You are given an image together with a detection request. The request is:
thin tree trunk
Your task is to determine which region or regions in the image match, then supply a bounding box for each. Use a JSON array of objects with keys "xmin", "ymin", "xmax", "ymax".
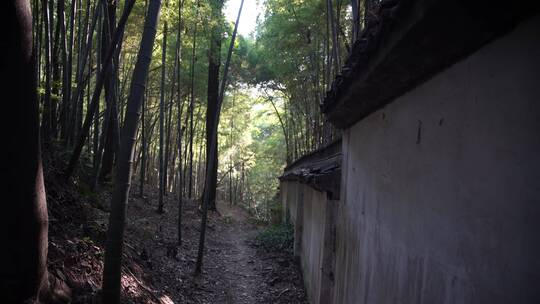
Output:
[
  {"xmin": 195, "ymin": 0, "xmax": 243, "ymax": 274},
  {"xmin": 93, "ymin": 93, "xmax": 101, "ymax": 168},
  {"xmin": 182, "ymin": 92, "xmax": 191, "ymax": 198},
  {"xmin": 73, "ymin": 0, "xmax": 85, "ymax": 138},
  {"xmin": 65, "ymin": 0, "xmax": 77, "ymax": 145},
  {"xmin": 101, "ymin": 0, "xmax": 161, "ymax": 302},
  {"xmin": 327, "ymin": 0, "xmax": 339, "ymax": 77},
  {"xmin": 64, "ymin": 0, "xmax": 134, "ymax": 180},
  {"xmin": 266, "ymin": 95, "xmax": 291, "ymax": 164},
  {"xmin": 228, "ymin": 94, "xmax": 235, "ymax": 206},
  {"xmin": 100, "ymin": 0, "xmax": 120, "ymax": 183},
  {"xmin": 173, "ymin": 5, "xmax": 186, "ymax": 245},
  {"xmin": 140, "ymin": 83, "xmax": 148, "ymax": 197},
  {"xmin": 145, "ymin": 114, "xmax": 159, "ymax": 187},
  {"xmin": 165, "ymin": 25, "xmax": 182, "ymax": 194},
  {"xmin": 67, "ymin": 0, "xmax": 102, "ymax": 145},
  {"xmin": 196, "ymin": 136, "xmax": 203, "ymax": 198},
  {"xmin": 35, "ymin": 0, "xmax": 43, "ymax": 105},
  {"xmin": 165, "ymin": 38, "xmax": 181, "ymax": 197},
  {"xmin": 158, "ymin": 18, "xmax": 167, "ymax": 213},
  {"xmin": 233, "ymin": 167, "xmax": 240, "ymax": 205},
  {"xmin": 93, "ymin": 91, "xmax": 113, "ymax": 188},
  {"xmin": 50, "ymin": 0, "xmax": 64, "ymax": 140},
  {"xmin": 40, "ymin": 0, "xmax": 53, "ymax": 144},
  {"xmin": 188, "ymin": 1, "xmax": 200, "ymax": 199},
  {"xmin": 164, "ymin": 89, "xmax": 174, "ymax": 194}
]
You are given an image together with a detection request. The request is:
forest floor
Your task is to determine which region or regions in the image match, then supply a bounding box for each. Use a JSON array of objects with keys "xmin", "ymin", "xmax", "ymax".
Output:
[{"xmin": 46, "ymin": 176, "xmax": 307, "ymax": 304}]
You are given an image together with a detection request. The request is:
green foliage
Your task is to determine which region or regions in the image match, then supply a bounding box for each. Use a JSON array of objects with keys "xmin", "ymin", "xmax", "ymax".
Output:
[
  {"xmin": 217, "ymin": 90, "xmax": 286, "ymax": 221},
  {"xmin": 253, "ymin": 223, "xmax": 294, "ymax": 254},
  {"xmin": 74, "ymin": 0, "xmax": 288, "ymax": 217},
  {"xmin": 34, "ymin": 0, "xmax": 337, "ymax": 225}
]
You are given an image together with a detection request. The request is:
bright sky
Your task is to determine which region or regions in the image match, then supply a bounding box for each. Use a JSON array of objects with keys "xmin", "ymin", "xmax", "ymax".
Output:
[{"xmin": 224, "ymin": 0, "xmax": 264, "ymax": 37}]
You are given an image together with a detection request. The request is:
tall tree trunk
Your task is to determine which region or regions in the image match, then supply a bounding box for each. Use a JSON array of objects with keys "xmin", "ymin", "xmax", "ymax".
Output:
[
  {"xmin": 65, "ymin": 0, "xmax": 77, "ymax": 145},
  {"xmin": 40, "ymin": 0, "xmax": 53, "ymax": 144},
  {"xmin": 167, "ymin": 76, "xmax": 180, "ymax": 197},
  {"xmin": 100, "ymin": 0, "xmax": 120, "ymax": 183},
  {"xmin": 204, "ymin": 0, "xmax": 223, "ymax": 212},
  {"xmin": 73, "ymin": 0, "xmax": 84, "ymax": 138},
  {"xmin": 327, "ymin": 0, "xmax": 339, "ymax": 77},
  {"xmin": 0, "ymin": 1, "xmax": 50, "ymax": 301},
  {"xmin": 175, "ymin": 2, "xmax": 184, "ymax": 246},
  {"xmin": 228, "ymin": 95, "xmax": 235, "ymax": 205},
  {"xmin": 51, "ymin": 0, "xmax": 66, "ymax": 141},
  {"xmin": 101, "ymin": 0, "xmax": 161, "ymax": 302},
  {"xmin": 164, "ymin": 78, "xmax": 174, "ymax": 193},
  {"xmin": 158, "ymin": 18, "xmax": 167, "ymax": 213},
  {"xmin": 187, "ymin": 1, "xmax": 200, "ymax": 199},
  {"xmin": 58, "ymin": 1, "xmax": 70, "ymax": 143},
  {"xmin": 165, "ymin": 37, "xmax": 181, "ymax": 196},
  {"xmin": 195, "ymin": 0, "xmax": 243, "ymax": 274},
  {"xmin": 196, "ymin": 135, "xmax": 203, "ymax": 198}
]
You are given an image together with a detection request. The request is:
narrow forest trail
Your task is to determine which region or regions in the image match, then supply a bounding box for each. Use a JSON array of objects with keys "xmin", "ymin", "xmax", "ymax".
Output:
[
  {"xmin": 118, "ymin": 188, "xmax": 308, "ymax": 304},
  {"xmin": 217, "ymin": 202, "xmax": 264, "ymax": 303},
  {"xmin": 47, "ymin": 182, "xmax": 308, "ymax": 303}
]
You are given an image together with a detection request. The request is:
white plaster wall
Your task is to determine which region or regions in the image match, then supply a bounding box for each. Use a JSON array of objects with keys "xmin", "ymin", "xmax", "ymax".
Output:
[
  {"xmin": 280, "ymin": 182, "xmax": 289, "ymax": 223},
  {"xmin": 334, "ymin": 15, "xmax": 540, "ymax": 304},
  {"xmin": 286, "ymin": 182, "xmax": 298, "ymax": 223},
  {"xmin": 300, "ymin": 185, "xmax": 327, "ymax": 304}
]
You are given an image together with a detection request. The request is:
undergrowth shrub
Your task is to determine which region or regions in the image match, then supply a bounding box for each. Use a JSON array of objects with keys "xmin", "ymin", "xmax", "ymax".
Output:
[{"xmin": 253, "ymin": 223, "xmax": 294, "ymax": 254}]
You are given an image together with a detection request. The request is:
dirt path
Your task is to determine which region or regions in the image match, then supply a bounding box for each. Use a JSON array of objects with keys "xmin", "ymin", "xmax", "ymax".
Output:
[
  {"xmin": 218, "ymin": 203, "xmax": 264, "ymax": 303},
  {"xmin": 46, "ymin": 172, "xmax": 306, "ymax": 303},
  {"xmin": 118, "ymin": 190, "xmax": 307, "ymax": 303}
]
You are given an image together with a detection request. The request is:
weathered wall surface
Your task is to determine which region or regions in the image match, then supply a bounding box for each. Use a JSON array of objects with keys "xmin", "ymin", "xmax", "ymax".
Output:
[
  {"xmin": 280, "ymin": 182, "xmax": 289, "ymax": 223},
  {"xmin": 334, "ymin": 15, "xmax": 540, "ymax": 304},
  {"xmin": 285, "ymin": 182, "xmax": 298, "ymax": 224},
  {"xmin": 281, "ymin": 181, "xmax": 337, "ymax": 304},
  {"xmin": 300, "ymin": 185, "xmax": 326, "ymax": 304}
]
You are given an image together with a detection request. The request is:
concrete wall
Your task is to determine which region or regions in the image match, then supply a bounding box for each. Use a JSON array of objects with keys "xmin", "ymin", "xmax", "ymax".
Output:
[
  {"xmin": 281, "ymin": 181, "xmax": 337, "ymax": 304},
  {"xmin": 280, "ymin": 182, "xmax": 289, "ymax": 223},
  {"xmin": 334, "ymin": 15, "xmax": 540, "ymax": 304},
  {"xmin": 287, "ymin": 182, "xmax": 298, "ymax": 224},
  {"xmin": 300, "ymin": 185, "xmax": 325, "ymax": 304}
]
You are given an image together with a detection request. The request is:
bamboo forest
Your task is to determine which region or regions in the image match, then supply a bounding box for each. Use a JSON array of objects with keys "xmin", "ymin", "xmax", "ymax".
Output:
[
  {"xmin": 1, "ymin": 0, "xmax": 352, "ymax": 302},
  {"xmin": 3, "ymin": 0, "xmax": 539, "ymax": 303}
]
